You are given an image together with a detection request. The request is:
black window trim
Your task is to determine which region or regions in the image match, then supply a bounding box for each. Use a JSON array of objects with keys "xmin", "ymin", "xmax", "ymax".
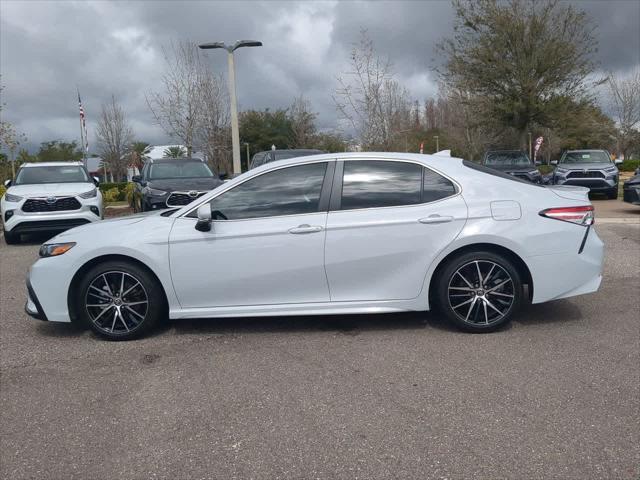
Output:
[
  {"xmin": 329, "ymin": 157, "xmax": 461, "ymax": 213},
  {"xmin": 181, "ymin": 159, "xmax": 336, "ymax": 221}
]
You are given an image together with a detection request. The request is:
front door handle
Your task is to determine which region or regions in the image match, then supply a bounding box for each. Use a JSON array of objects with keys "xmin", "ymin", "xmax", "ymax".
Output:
[
  {"xmin": 289, "ymin": 224, "xmax": 323, "ymax": 234},
  {"xmin": 419, "ymin": 215, "xmax": 454, "ymax": 224}
]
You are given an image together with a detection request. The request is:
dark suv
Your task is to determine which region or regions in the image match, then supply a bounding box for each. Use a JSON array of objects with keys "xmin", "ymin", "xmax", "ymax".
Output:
[
  {"xmin": 131, "ymin": 158, "xmax": 223, "ymax": 212},
  {"xmin": 250, "ymin": 149, "xmax": 325, "ymax": 170},
  {"xmin": 481, "ymin": 150, "xmax": 543, "ymax": 183},
  {"xmin": 552, "ymin": 150, "xmax": 621, "ymax": 199}
]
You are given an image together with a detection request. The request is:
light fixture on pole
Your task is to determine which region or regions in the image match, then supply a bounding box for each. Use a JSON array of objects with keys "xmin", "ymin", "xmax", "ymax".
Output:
[{"xmin": 199, "ymin": 40, "xmax": 262, "ymax": 175}]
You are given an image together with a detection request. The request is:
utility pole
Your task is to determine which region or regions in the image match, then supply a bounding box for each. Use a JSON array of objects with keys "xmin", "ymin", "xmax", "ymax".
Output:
[
  {"xmin": 199, "ymin": 40, "xmax": 262, "ymax": 175},
  {"xmin": 244, "ymin": 142, "xmax": 250, "ymax": 171},
  {"xmin": 434, "ymin": 135, "xmax": 439, "ymax": 152},
  {"xmin": 528, "ymin": 132, "xmax": 532, "ymax": 161}
]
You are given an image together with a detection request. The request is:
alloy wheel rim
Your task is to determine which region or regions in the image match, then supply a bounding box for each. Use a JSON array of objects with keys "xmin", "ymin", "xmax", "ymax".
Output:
[
  {"xmin": 447, "ymin": 260, "xmax": 515, "ymax": 325},
  {"xmin": 85, "ymin": 271, "xmax": 148, "ymax": 334}
]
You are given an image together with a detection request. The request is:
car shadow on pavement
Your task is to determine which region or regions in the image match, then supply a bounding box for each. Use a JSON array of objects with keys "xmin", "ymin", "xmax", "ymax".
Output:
[{"xmin": 513, "ymin": 299, "xmax": 583, "ymax": 326}]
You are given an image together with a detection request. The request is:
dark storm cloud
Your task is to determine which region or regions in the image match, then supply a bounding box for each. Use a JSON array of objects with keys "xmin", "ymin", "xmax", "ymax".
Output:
[{"xmin": 1, "ymin": 0, "xmax": 638, "ymax": 152}]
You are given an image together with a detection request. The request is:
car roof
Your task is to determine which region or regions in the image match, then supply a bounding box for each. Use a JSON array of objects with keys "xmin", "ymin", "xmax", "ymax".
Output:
[
  {"xmin": 21, "ymin": 161, "xmax": 85, "ymax": 168},
  {"xmin": 565, "ymin": 149, "xmax": 607, "ymax": 153},
  {"xmin": 148, "ymin": 157, "xmax": 205, "ymax": 163}
]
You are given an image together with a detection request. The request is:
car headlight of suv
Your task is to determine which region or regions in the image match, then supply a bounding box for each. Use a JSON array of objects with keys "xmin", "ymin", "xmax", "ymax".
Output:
[
  {"xmin": 555, "ymin": 168, "xmax": 568, "ymax": 175},
  {"xmin": 79, "ymin": 188, "xmax": 97, "ymax": 199},
  {"xmin": 4, "ymin": 192, "xmax": 23, "ymax": 202},
  {"xmin": 528, "ymin": 170, "xmax": 541, "ymax": 176},
  {"xmin": 144, "ymin": 187, "xmax": 168, "ymax": 196},
  {"xmin": 39, "ymin": 242, "xmax": 76, "ymax": 258}
]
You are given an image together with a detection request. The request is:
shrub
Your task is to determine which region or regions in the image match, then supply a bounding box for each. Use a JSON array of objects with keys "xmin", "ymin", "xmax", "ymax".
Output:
[
  {"xmin": 124, "ymin": 182, "xmax": 136, "ymax": 205},
  {"xmin": 619, "ymin": 160, "xmax": 640, "ymax": 172},
  {"xmin": 0, "ymin": 184, "xmax": 6, "ymax": 199},
  {"xmin": 102, "ymin": 187, "xmax": 121, "ymax": 203}
]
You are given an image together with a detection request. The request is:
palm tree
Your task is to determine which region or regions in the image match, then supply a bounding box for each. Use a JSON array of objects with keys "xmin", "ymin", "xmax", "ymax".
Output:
[
  {"xmin": 163, "ymin": 146, "xmax": 187, "ymax": 158},
  {"xmin": 131, "ymin": 141, "xmax": 151, "ymax": 168}
]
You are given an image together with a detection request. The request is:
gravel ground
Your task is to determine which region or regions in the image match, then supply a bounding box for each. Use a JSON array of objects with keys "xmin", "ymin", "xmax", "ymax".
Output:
[{"xmin": 0, "ymin": 222, "xmax": 638, "ymax": 479}]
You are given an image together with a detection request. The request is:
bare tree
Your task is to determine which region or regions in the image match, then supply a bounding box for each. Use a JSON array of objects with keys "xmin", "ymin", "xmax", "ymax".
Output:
[
  {"xmin": 198, "ymin": 71, "xmax": 231, "ymax": 174},
  {"xmin": 289, "ymin": 95, "xmax": 317, "ymax": 148},
  {"xmin": 96, "ymin": 95, "xmax": 134, "ymax": 181},
  {"xmin": 608, "ymin": 69, "xmax": 640, "ymax": 159},
  {"xmin": 333, "ymin": 30, "xmax": 412, "ymax": 150}
]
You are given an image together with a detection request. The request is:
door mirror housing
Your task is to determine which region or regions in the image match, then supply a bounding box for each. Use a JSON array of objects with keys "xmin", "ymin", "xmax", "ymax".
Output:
[
  {"xmin": 131, "ymin": 175, "xmax": 142, "ymax": 183},
  {"xmin": 614, "ymin": 158, "xmax": 623, "ymax": 165},
  {"xmin": 93, "ymin": 176, "xmax": 100, "ymax": 187},
  {"xmin": 4, "ymin": 179, "xmax": 11, "ymax": 188},
  {"xmin": 195, "ymin": 204, "xmax": 212, "ymax": 232},
  {"xmin": 551, "ymin": 160, "xmax": 558, "ymax": 165}
]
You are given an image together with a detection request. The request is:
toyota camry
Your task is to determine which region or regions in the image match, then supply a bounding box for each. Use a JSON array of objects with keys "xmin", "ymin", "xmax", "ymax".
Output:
[{"xmin": 25, "ymin": 153, "xmax": 604, "ymax": 340}]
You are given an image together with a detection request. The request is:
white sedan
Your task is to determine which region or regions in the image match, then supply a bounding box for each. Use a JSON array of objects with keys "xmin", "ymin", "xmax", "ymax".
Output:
[{"xmin": 25, "ymin": 153, "xmax": 603, "ymax": 340}]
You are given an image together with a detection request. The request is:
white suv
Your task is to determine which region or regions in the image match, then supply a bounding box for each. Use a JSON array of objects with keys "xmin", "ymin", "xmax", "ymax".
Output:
[{"xmin": 1, "ymin": 162, "xmax": 103, "ymax": 244}]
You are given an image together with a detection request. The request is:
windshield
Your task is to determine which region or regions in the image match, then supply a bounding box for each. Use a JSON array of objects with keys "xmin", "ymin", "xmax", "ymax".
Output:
[
  {"xmin": 14, "ymin": 165, "xmax": 90, "ymax": 185},
  {"xmin": 484, "ymin": 152, "xmax": 531, "ymax": 167},
  {"xmin": 149, "ymin": 161, "xmax": 214, "ymax": 180},
  {"xmin": 561, "ymin": 151, "xmax": 611, "ymax": 164}
]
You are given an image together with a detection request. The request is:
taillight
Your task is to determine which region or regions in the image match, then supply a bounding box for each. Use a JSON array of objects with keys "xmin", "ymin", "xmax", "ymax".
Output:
[{"xmin": 539, "ymin": 206, "xmax": 594, "ymax": 226}]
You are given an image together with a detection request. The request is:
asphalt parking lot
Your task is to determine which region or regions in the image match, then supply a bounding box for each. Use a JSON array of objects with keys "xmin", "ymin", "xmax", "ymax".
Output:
[{"xmin": 1, "ymin": 208, "xmax": 639, "ymax": 479}]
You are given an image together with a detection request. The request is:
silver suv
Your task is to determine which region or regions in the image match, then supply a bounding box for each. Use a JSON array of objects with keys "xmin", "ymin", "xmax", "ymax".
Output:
[{"xmin": 552, "ymin": 150, "xmax": 621, "ymax": 199}]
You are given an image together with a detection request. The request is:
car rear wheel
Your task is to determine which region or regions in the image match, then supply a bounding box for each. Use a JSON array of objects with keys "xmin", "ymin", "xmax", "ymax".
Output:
[
  {"xmin": 76, "ymin": 260, "xmax": 166, "ymax": 340},
  {"xmin": 3, "ymin": 228, "xmax": 20, "ymax": 245},
  {"xmin": 435, "ymin": 251, "xmax": 522, "ymax": 332}
]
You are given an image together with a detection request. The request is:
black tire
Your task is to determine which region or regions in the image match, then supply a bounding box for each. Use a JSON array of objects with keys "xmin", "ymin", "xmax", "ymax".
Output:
[
  {"xmin": 606, "ymin": 188, "xmax": 618, "ymax": 200},
  {"xmin": 75, "ymin": 260, "xmax": 166, "ymax": 340},
  {"xmin": 3, "ymin": 229, "xmax": 20, "ymax": 245},
  {"xmin": 435, "ymin": 251, "xmax": 522, "ymax": 333}
]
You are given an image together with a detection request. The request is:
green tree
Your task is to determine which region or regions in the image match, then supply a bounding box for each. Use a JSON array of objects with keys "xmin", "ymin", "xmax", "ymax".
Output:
[
  {"xmin": 163, "ymin": 146, "xmax": 186, "ymax": 158},
  {"xmin": 36, "ymin": 140, "xmax": 84, "ymax": 162},
  {"xmin": 438, "ymin": 0, "xmax": 600, "ymax": 147}
]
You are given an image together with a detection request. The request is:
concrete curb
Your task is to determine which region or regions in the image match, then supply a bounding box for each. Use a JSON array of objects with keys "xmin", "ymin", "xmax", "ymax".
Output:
[{"xmin": 596, "ymin": 217, "xmax": 640, "ymax": 224}]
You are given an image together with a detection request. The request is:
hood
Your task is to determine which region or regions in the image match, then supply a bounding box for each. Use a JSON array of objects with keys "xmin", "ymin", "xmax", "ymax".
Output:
[
  {"xmin": 52, "ymin": 210, "xmax": 170, "ymax": 242},
  {"xmin": 147, "ymin": 177, "xmax": 222, "ymax": 192},
  {"xmin": 487, "ymin": 164, "xmax": 537, "ymax": 173},
  {"xmin": 8, "ymin": 182, "xmax": 95, "ymax": 197},
  {"xmin": 556, "ymin": 162, "xmax": 615, "ymax": 170}
]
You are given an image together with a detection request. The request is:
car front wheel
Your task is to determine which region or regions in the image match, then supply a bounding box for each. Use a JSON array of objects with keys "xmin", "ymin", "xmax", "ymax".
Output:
[
  {"xmin": 76, "ymin": 260, "xmax": 166, "ymax": 340},
  {"xmin": 436, "ymin": 251, "xmax": 522, "ymax": 332}
]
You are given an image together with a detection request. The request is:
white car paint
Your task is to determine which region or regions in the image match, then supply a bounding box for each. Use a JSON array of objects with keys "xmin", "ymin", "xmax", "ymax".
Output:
[
  {"xmin": 26, "ymin": 153, "xmax": 603, "ymax": 326},
  {"xmin": 1, "ymin": 162, "xmax": 103, "ymax": 236}
]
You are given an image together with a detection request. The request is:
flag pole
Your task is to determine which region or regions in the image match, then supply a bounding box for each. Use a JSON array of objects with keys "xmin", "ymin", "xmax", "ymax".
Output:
[{"xmin": 77, "ymin": 87, "xmax": 88, "ymax": 168}]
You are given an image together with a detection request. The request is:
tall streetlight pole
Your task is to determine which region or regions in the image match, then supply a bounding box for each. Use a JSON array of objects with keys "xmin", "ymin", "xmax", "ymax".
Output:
[{"xmin": 199, "ymin": 40, "xmax": 262, "ymax": 175}]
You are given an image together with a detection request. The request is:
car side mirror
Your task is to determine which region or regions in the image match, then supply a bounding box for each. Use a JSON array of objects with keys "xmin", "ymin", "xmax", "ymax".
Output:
[
  {"xmin": 131, "ymin": 175, "xmax": 142, "ymax": 183},
  {"xmin": 614, "ymin": 159, "xmax": 623, "ymax": 165},
  {"xmin": 551, "ymin": 160, "xmax": 558, "ymax": 165},
  {"xmin": 93, "ymin": 176, "xmax": 100, "ymax": 187},
  {"xmin": 4, "ymin": 179, "xmax": 11, "ymax": 187},
  {"xmin": 195, "ymin": 204, "xmax": 212, "ymax": 232}
]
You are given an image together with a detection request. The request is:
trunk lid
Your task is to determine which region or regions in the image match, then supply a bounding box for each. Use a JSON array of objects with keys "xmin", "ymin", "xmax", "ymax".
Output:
[{"xmin": 547, "ymin": 185, "xmax": 591, "ymax": 202}]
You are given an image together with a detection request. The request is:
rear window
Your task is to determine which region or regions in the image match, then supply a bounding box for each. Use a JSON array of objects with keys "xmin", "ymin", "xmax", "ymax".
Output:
[{"xmin": 463, "ymin": 160, "xmax": 543, "ymax": 187}]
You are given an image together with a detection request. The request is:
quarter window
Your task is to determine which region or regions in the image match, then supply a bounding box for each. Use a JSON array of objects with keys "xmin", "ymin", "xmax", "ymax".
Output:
[
  {"xmin": 206, "ymin": 162, "xmax": 327, "ymax": 220},
  {"xmin": 422, "ymin": 167, "xmax": 456, "ymax": 202}
]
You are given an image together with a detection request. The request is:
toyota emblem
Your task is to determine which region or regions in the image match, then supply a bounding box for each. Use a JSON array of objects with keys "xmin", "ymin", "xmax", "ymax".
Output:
[
  {"xmin": 46, "ymin": 196, "xmax": 57, "ymax": 204},
  {"xmin": 188, "ymin": 191, "xmax": 198, "ymax": 198}
]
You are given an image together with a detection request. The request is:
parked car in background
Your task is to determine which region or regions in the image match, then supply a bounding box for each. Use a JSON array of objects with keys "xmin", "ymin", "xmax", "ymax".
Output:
[
  {"xmin": 26, "ymin": 153, "xmax": 603, "ymax": 340},
  {"xmin": 249, "ymin": 149, "xmax": 325, "ymax": 169},
  {"xmin": 481, "ymin": 150, "xmax": 543, "ymax": 183},
  {"xmin": 622, "ymin": 169, "xmax": 640, "ymax": 205},
  {"xmin": 552, "ymin": 149, "xmax": 622, "ymax": 199},
  {"xmin": 1, "ymin": 162, "xmax": 102, "ymax": 245},
  {"xmin": 131, "ymin": 157, "xmax": 223, "ymax": 212}
]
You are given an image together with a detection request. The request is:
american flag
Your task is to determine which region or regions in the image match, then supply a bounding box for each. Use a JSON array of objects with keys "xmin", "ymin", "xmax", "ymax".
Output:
[{"xmin": 78, "ymin": 92, "xmax": 89, "ymax": 153}]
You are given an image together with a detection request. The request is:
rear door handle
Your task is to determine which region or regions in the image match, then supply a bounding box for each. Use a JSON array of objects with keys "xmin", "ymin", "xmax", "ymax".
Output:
[
  {"xmin": 419, "ymin": 215, "xmax": 454, "ymax": 224},
  {"xmin": 289, "ymin": 224, "xmax": 323, "ymax": 234}
]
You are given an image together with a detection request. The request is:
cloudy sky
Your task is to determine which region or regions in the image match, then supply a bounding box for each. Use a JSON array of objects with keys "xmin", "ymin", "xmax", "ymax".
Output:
[{"xmin": 1, "ymin": 0, "xmax": 639, "ymax": 153}]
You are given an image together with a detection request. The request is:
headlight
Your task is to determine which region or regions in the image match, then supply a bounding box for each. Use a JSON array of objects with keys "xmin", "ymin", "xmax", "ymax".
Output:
[
  {"xmin": 528, "ymin": 170, "xmax": 541, "ymax": 176},
  {"xmin": 555, "ymin": 168, "xmax": 568, "ymax": 174},
  {"xmin": 144, "ymin": 187, "xmax": 168, "ymax": 196},
  {"xmin": 4, "ymin": 193, "xmax": 23, "ymax": 202},
  {"xmin": 79, "ymin": 188, "xmax": 97, "ymax": 199},
  {"xmin": 39, "ymin": 242, "xmax": 76, "ymax": 258}
]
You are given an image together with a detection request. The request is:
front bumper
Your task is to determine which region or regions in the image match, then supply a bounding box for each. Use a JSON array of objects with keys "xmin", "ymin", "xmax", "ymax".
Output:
[
  {"xmin": 25, "ymin": 275, "xmax": 48, "ymax": 321},
  {"xmin": 143, "ymin": 195, "xmax": 170, "ymax": 211},
  {"xmin": 554, "ymin": 175, "xmax": 617, "ymax": 192},
  {"xmin": 2, "ymin": 197, "xmax": 102, "ymax": 233},
  {"xmin": 623, "ymin": 185, "xmax": 640, "ymax": 205}
]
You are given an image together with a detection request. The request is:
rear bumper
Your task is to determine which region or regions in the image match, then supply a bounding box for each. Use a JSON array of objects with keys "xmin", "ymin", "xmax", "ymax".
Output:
[{"xmin": 527, "ymin": 226, "xmax": 604, "ymax": 303}]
